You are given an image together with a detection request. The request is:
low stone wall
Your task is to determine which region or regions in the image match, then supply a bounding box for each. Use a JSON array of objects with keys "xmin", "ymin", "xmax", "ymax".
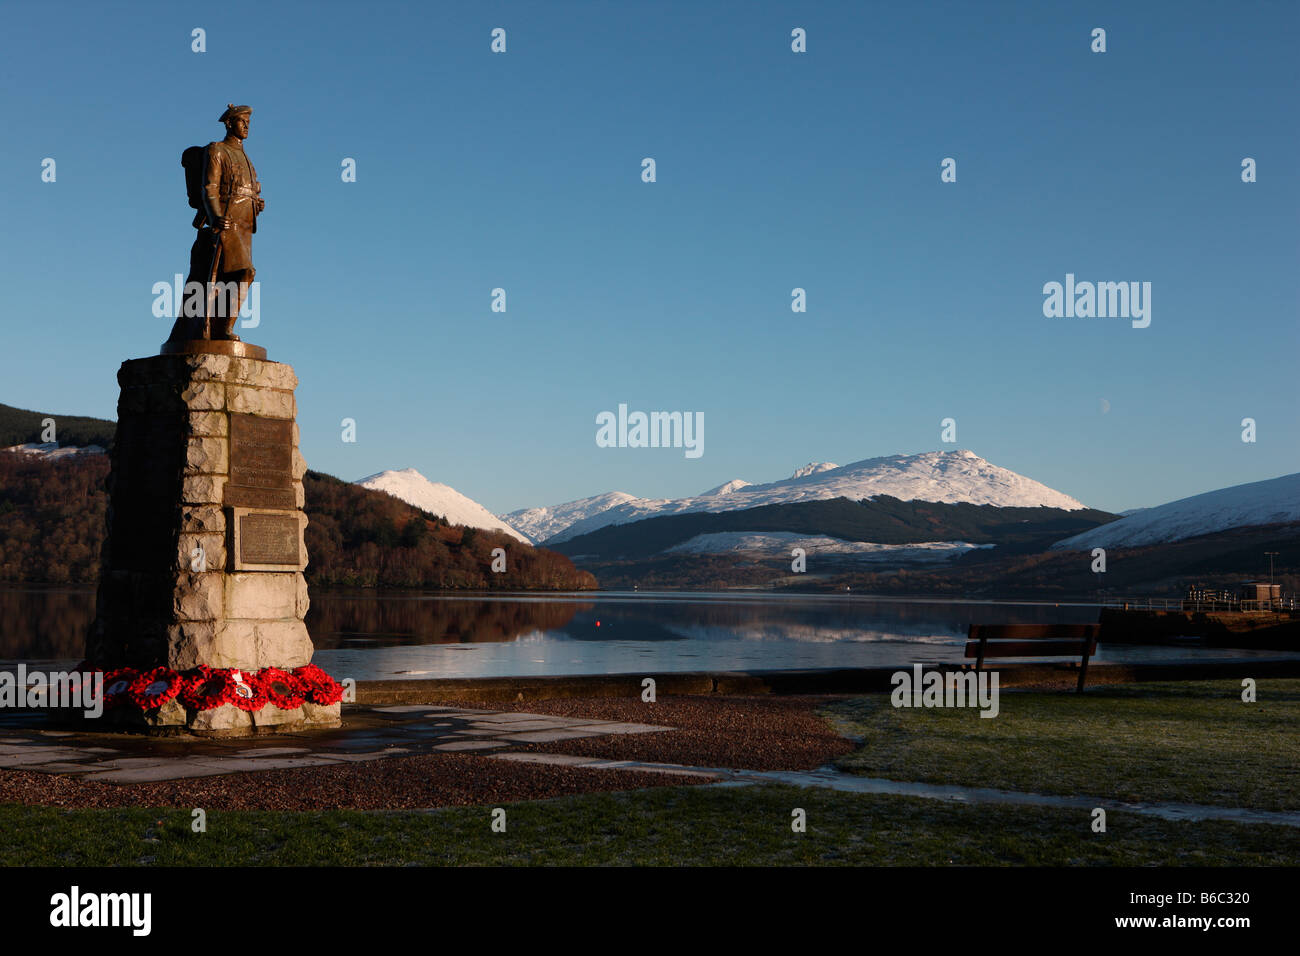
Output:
[
  {"xmin": 351, "ymin": 658, "xmax": 1300, "ymax": 705},
  {"xmin": 1100, "ymin": 607, "xmax": 1300, "ymax": 649}
]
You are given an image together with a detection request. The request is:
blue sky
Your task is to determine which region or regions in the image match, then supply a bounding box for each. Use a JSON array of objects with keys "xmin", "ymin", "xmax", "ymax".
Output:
[{"xmin": 3, "ymin": 0, "xmax": 1296, "ymax": 515}]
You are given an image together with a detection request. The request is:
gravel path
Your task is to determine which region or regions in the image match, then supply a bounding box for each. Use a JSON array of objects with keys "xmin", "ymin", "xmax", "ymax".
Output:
[
  {"xmin": 0, "ymin": 695, "xmax": 853, "ymax": 809},
  {"xmin": 454, "ymin": 694, "xmax": 856, "ymax": 771},
  {"xmin": 0, "ymin": 752, "xmax": 706, "ymax": 811}
]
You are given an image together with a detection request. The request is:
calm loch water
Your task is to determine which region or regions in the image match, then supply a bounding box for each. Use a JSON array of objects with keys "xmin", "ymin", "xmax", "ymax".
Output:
[{"xmin": 2, "ymin": 585, "xmax": 1293, "ymax": 680}]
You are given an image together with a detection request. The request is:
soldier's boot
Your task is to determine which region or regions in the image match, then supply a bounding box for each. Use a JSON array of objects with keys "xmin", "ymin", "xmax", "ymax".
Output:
[
  {"xmin": 219, "ymin": 314, "xmax": 242, "ymax": 341},
  {"xmin": 216, "ymin": 269, "xmax": 254, "ymax": 340}
]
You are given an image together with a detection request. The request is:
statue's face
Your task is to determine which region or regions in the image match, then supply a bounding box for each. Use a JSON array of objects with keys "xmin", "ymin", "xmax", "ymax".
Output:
[{"xmin": 226, "ymin": 114, "xmax": 250, "ymax": 140}]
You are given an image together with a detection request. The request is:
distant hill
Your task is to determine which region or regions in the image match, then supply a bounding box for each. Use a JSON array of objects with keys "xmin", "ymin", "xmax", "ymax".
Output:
[
  {"xmin": 357, "ymin": 468, "xmax": 531, "ymax": 543},
  {"xmin": 305, "ymin": 471, "xmax": 594, "ymax": 590},
  {"xmin": 0, "ymin": 450, "xmax": 108, "ymax": 584},
  {"xmin": 553, "ymin": 495, "xmax": 1118, "ymax": 560},
  {"xmin": 1055, "ymin": 472, "xmax": 1300, "ymax": 550},
  {"xmin": 0, "ymin": 403, "xmax": 116, "ymax": 450},
  {"xmin": 505, "ymin": 449, "xmax": 1089, "ymax": 544},
  {"xmin": 585, "ymin": 521, "xmax": 1300, "ymax": 597},
  {"xmin": 505, "ymin": 490, "xmax": 641, "ymax": 544}
]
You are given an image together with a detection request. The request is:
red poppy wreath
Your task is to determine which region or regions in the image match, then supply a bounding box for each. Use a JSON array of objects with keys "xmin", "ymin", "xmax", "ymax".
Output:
[
  {"xmin": 258, "ymin": 667, "xmax": 307, "ymax": 710},
  {"xmin": 291, "ymin": 663, "xmax": 345, "ymax": 705},
  {"xmin": 180, "ymin": 667, "xmax": 236, "ymax": 711},
  {"xmin": 227, "ymin": 670, "xmax": 268, "ymax": 712},
  {"xmin": 102, "ymin": 668, "xmax": 139, "ymax": 708},
  {"xmin": 127, "ymin": 666, "xmax": 183, "ymax": 710}
]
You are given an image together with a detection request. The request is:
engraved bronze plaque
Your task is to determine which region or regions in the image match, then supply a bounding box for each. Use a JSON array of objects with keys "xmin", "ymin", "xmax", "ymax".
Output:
[
  {"xmin": 226, "ymin": 413, "xmax": 295, "ymax": 509},
  {"xmin": 239, "ymin": 512, "xmax": 301, "ymax": 566}
]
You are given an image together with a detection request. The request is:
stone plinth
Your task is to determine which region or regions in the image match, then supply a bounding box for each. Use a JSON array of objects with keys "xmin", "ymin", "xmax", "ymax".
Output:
[{"xmin": 87, "ymin": 351, "xmax": 337, "ymax": 734}]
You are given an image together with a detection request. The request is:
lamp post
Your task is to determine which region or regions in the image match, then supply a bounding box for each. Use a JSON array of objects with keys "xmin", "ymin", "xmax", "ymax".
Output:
[{"xmin": 1265, "ymin": 552, "xmax": 1279, "ymax": 609}]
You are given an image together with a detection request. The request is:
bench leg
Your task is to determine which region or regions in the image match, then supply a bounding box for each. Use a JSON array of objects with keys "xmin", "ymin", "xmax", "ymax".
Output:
[{"xmin": 1077, "ymin": 651, "xmax": 1091, "ymax": 693}]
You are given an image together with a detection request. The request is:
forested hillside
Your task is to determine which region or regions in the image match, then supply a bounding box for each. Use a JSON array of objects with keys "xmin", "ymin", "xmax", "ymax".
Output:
[{"xmin": 0, "ymin": 452, "xmax": 596, "ymax": 590}]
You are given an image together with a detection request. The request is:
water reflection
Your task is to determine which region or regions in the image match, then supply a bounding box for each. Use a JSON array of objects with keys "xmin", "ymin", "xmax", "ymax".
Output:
[
  {"xmin": 306, "ymin": 590, "xmax": 592, "ymax": 648},
  {"xmin": 0, "ymin": 586, "xmax": 95, "ymax": 660},
  {"xmin": 2, "ymin": 585, "xmax": 1295, "ymax": 681}
]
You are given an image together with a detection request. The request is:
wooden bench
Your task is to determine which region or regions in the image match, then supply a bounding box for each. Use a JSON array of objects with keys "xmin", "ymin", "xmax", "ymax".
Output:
[{"xmin": 965, "ymin": 624, "xmax": 1102, "ymax": 693}]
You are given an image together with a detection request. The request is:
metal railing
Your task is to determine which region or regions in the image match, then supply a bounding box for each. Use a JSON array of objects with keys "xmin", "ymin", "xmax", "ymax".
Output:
[{"xmin": 1100, "ymin": 597, "xmax": 1299, "ymax": 613}]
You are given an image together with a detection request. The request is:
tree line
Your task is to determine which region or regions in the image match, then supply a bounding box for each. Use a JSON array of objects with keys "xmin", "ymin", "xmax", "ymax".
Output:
[{"xmin": 0, "ymin": 453, "xmax": 597, "ymax": 591}]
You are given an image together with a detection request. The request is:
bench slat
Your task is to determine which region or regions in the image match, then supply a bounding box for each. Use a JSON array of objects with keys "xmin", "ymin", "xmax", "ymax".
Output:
[
  {"xmin": 965, "ymin": 639, "xmax": 1098, "ymax": 659},
  {"xmin": 967, "ymin": 624, "xmax": 1100, "ymax": 640}
]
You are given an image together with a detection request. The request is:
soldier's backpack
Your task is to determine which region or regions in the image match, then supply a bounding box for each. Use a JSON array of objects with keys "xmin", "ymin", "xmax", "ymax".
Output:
[{"xmin": 182, "ymin": 146, "xmax": 207, "ymax": 224}]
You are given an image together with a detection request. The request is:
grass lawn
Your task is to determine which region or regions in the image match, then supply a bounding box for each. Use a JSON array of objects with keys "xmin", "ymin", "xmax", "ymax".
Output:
[
  {"xmin": 3, "ymin": 783, "xmax": 1298, "ymax": 866},
  {"xmin": 822, "ymin": 679, "xmax": 1300, "ymax": 811}
]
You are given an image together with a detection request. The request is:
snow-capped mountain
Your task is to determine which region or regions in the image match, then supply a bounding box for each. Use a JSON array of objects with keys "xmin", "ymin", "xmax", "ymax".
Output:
[
  {"xmin": 357, "ymin": 469, "xmax": 531, "ymax": 543},
  {"xmin": 503, "ymin": 491, "xmax": 641, "ymax": 544},
  {"xmin": 698, "ymin": 478, "xmax": 752, "ymax": 497},
  {"xmin": 506, "ymin": 450, "xmax": 1086, "ymax": 545},
  {"xmin": 1054, "ymin": 472, "xmax": 1300, "ymax": 550},
  {"xmin": 505, "ymin": 478, "xmax": 756, "ymax": 544},
  {"xmin": 790, "ymin": 462, "xmax": 840, "ymax": 479}
]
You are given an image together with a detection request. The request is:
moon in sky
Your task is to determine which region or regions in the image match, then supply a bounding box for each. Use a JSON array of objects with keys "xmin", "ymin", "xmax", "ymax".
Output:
[{"xmin": 1100, "ymin": 399, "xmax": 1111, "ymax": 414}]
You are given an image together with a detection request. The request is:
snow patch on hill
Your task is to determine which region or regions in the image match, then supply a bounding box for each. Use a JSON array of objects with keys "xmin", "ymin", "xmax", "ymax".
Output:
[
  {"xmin": 699, "ymin": 478, "xmax": 752, "ymax": 497},
  {"xmin": 1054, "ymin": 472, "xmax": 1300, "ymax": 549},
  {"xmin": 3, "ymin": 443, "xmax": 106, "ymax": 460},
  {"xmin": 666, "ymin": 531, "xmax": 990, "ymax": 562},
  {"xmin": 790, "ymin": 462, "xmax": 840, "ymax": 479}
]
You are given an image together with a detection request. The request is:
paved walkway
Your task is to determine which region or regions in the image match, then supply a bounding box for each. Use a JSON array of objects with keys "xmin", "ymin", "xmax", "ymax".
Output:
[
  {"xmin": 0, "ymin": 705, "xmax": 670, "ymax": 783},
  {"xmin": 491, "ymin": 752, "xmax": 1300, "ymax": 828}
]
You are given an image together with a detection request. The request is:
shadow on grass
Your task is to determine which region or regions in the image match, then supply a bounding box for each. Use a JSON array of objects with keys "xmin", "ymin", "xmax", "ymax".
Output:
[{"xmin": 822, "ymin": 679, "xmax": 1300, "ymax": 811}]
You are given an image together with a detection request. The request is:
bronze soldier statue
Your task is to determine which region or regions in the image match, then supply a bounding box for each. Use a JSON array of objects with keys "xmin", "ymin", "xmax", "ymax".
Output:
[{"xmin": 165, "ymin": 104, "xmax": 265, "ymax": 347}]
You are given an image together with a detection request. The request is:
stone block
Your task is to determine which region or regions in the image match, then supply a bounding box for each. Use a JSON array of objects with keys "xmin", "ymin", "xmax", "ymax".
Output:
[
  {"xmin": 295, "ymin": 573, "xmax": 310, "ymax": 618},
  {"xmin": 229, "ymin": 358, "xmax": 296, "ymax": 391},
  {"xmin": 166, "ymin": 622, "xmax": 218, "ymax": 671},
  {"xmin": 226, "ymin": 572, "xmax": 298, "ymax": 619},
  {"xmin": 118, "ymin": 385, "xmax": 151, "ymax": 416},
  {"xmin": 189, "ymin": 704, "xmax": 252, "ymax": 733},
  {"xmin": 210, "ymin": 621, "xmax": 259, "ymax": 669},
  {"xmin": 254, "ymin": 621, "xmax": 313, "ymax": 668},
  {"xmin": 177, "ymin": 533, "xmax": 226, "ymax": 574},
  {"xmin": 179, "ymin": 381, "xmax": 224, "ymax": 410},
  {"xmin": 172, "ymin": 570, "xmax": 223, "ymax": 621},
  {"xmin": 250, "ymin": 703, "xmax": 304, "ymax": 727},
  {"xmin": 302, "ymin": 701, "xmax": 341, "ymax": 725},
  {"xmin": 183, "ymin": 354, "xmax": 232, "ymax": 380},
  {"xmin": 144, "ymin": 697, "xmax": 188, "ymax": 728},
  {"xmin": 187, "ymin": 410, "xmax": 228, "ymax": 438},
  {"xmin": 182, "ymin": 474, "xmax": 226, "ymax": 504},
  {"xmin": 227, "ymin": 385, "xmax": 293, "ymax": 419},
  {"xmin": 169, "ymin": 619, "xmax": 309, "ymax": 670},
  {"xmin": 180, "ymin": 505, "xmax": 225, "ymax": 535},
  {"xmin": 185, "ymin": 436, "xmax": 228, "ymax": 473},
  {"xmin": 146, "ymin": 383, "xmax": 186, "ymax": 414}
]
